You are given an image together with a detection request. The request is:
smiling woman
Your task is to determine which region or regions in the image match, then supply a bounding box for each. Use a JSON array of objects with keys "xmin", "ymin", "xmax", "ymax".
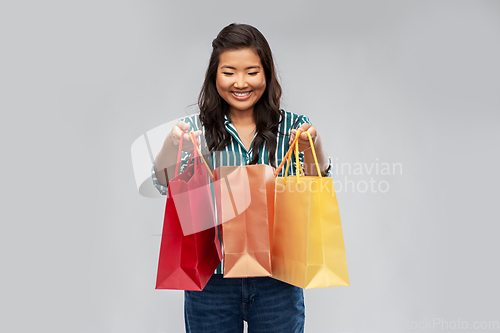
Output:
[
  {"xmin": 195, "ymin": 23, "xmax": 290, "ymax": 170},
  {"xmin": 152, "ymin": 23, "xmax": 333, "ymax": 333},
  {"xmin": 216, "ymin": 48, "xmax": 267, "ymax": 114},
  {"xmin": 215, "ymin": 48, "xmax": 267, "ymax": 150}
]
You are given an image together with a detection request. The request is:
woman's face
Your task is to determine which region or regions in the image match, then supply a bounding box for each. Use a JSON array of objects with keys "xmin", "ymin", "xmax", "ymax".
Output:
[{"xmin": 216, "ymin": 48, "xmax": 266, "ymax": 115}]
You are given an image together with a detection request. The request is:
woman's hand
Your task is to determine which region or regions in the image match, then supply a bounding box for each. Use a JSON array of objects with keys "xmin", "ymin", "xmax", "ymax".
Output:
[
  {"xmin": 166, "ymin": 121, "xmax": 203, "ymax": 152},
  {"xmin": 289, "ymin": 123, "xmax": 317, "ymax": 151},
  {"xmin": 289, "ymin": 122, "xmax": 330, "ymax": 176},
  {"xmin": 155, "ymin": 121, "xmax": 203, "ymax": 186}
]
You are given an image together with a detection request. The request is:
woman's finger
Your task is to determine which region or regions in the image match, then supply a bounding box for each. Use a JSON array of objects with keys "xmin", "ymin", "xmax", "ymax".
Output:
[
  {"xmin": 177, "ymin": 121, "xmax": 190, "ymax": 131},
  {"xmin": 299, "ymin": 126, "xmax": 317, "ymax": 142},
  {"xmin": 297, "ymin": 123, "xmax": 311, "ymax": 139}
]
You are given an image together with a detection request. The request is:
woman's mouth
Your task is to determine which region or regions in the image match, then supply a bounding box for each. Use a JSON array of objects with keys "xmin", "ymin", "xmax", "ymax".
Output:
[{"xmin": 231, "ymin": 91, "xmax": 252, "ymax": 101}]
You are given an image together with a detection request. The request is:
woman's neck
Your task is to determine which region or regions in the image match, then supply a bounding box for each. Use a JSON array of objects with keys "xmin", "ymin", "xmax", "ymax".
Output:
[{"xmin": 228, "ymin": 108, "xmax": 255, "ymax": 126}]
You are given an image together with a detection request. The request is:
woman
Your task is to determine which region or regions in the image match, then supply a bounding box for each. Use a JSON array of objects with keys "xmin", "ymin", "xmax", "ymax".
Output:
[{"xmin": 153, "ymin": 23, "xmax": 332, "ymax": 333}]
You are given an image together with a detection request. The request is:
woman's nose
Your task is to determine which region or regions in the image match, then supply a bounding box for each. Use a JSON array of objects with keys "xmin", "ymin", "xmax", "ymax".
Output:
[{"xmin": 233, "ymin": 74, "xmax": 247, "ymax": 88}]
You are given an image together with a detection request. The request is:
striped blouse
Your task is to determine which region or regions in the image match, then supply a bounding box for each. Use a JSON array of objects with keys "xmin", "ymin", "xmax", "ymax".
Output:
[{"xmin": 152, "ymin": 109, "xmax": 332, "ymax": 274}]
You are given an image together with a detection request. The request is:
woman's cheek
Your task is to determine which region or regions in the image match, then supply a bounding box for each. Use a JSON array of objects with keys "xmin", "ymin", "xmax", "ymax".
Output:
[
  {"xmin": 216, "ymin": 74, "xmax": 232, "ymax": 89},
  {"xmin": 255, "ymin": 76, "xmax": 266, "ymax": 88}
]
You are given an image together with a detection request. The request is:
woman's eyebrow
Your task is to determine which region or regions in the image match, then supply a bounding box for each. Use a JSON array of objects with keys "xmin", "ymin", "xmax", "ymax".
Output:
[{"xmin": 220, "ymin": 65, "xmax": 261, "ymax": 70}]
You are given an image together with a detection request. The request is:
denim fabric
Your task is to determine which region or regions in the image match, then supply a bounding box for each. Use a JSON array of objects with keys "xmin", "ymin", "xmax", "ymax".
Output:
[{"xmin": 184, "ymin": 274, "xmax": 305, "ymax": 333}]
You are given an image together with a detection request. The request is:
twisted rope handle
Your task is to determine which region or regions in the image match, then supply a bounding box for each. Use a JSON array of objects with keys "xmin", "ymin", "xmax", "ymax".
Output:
[
  {"xmin": 188, "ymin": 132, "xmax": 214, "ymax": 181},
  {"xmin": 273, "ymin": 129, "xmax": 321, "ymax": 180}
]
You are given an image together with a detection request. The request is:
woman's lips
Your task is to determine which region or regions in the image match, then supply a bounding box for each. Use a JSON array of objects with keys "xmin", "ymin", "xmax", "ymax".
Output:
[{"xmin": 231, "ymin": 91, "xmax": 252, "ymax": 101}]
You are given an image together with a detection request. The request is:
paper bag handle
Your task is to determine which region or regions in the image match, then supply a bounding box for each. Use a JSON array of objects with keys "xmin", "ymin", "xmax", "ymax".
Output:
[
  {"xmin": 274, "ymin": 130, "xmax": 322, "ymax": 180},
  {"xmin": 174, "ymin": 131, "xmax": 214, "ymax": 181},
  {"xmin": 300, "ymin": 130, "xmax": 322, "ymax": 177},
  {"xmin": 175, "ymin": 131, "xmax": 189, "ymax": 176},
  {"xmin": 188, "ymin": 132, "xmax": 215, "ymax": 181},
  {"xmin": 284, "ymin": 135, "xmax": 305, "ymax": 179},
  {"xmin": 274, "ymin": 134, "xmax": 300, "ymax": 177}
]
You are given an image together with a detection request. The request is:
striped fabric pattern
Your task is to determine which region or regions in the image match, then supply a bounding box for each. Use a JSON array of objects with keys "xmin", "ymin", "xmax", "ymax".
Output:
[{"xmin": 152, "ymin": 110, "xmax": 332, "ymax": 274}]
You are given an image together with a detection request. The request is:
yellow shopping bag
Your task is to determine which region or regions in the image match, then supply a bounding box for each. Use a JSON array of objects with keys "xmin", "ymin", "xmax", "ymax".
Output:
[{"xmin": 272, "ymin": 131, "xmax": 349, "ymax": 288}]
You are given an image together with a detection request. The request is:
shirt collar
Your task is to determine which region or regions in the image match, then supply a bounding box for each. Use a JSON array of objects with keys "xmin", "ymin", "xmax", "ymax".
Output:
[{"xmin": 224, "ymin": 113, "xmax": 232, "ymax": 126}]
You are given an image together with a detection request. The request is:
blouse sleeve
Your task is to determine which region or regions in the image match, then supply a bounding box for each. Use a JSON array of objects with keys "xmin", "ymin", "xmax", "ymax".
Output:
[{"xmin": 151, "ymin": 164, "xmax": 168, "ymax": 196}]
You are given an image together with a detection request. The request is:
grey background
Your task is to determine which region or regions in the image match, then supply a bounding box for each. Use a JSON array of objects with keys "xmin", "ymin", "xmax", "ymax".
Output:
[{"xmin": 1, "ymin": 0, "xmax": 499, "ymax": 332}]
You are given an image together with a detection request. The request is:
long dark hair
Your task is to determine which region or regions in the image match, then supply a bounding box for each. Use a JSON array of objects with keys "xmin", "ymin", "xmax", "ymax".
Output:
[{"xmin": 198, "ymin": 23, "xmax": 283, "ymax": 167}]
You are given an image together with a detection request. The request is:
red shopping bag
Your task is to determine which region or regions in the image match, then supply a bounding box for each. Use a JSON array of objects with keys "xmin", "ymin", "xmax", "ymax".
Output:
[
  {"xmin": 155, "ymin": 132, "xmax": 222, "ymax": 290},
  {"xmin": 169, "ymin": 132, "xmax": 216, "ymax": 235}
]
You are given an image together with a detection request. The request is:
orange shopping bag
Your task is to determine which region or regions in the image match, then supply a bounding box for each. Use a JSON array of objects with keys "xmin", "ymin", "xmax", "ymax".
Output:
[
  {"xmin": 272, "ymin": 131, "xmax": 349, "ymax": 288},
  {"xmin": 213, "ymin": 164, "xmax": 275, "ymax": 278}
]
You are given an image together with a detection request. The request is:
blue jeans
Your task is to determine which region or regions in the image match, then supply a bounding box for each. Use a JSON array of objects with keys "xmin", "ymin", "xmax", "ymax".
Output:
[{"xmin": 184, "ymin": 274, "xmax": 305, "ymax": 333}]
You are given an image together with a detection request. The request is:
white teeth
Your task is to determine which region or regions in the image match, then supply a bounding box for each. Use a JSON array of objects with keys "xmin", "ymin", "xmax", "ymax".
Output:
[{"xmin": 233, "ymin": 91, "xmax": 250, "ymax": 97}]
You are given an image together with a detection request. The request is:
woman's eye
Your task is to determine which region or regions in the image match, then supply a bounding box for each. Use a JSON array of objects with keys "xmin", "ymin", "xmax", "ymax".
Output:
[
  {"xmin": 248, "ymin": 72, "xmax": 258, "ymax": 76},
  {"xmin": 222, "ymin": 72, "xmax": 234, "ymax": 76}
]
